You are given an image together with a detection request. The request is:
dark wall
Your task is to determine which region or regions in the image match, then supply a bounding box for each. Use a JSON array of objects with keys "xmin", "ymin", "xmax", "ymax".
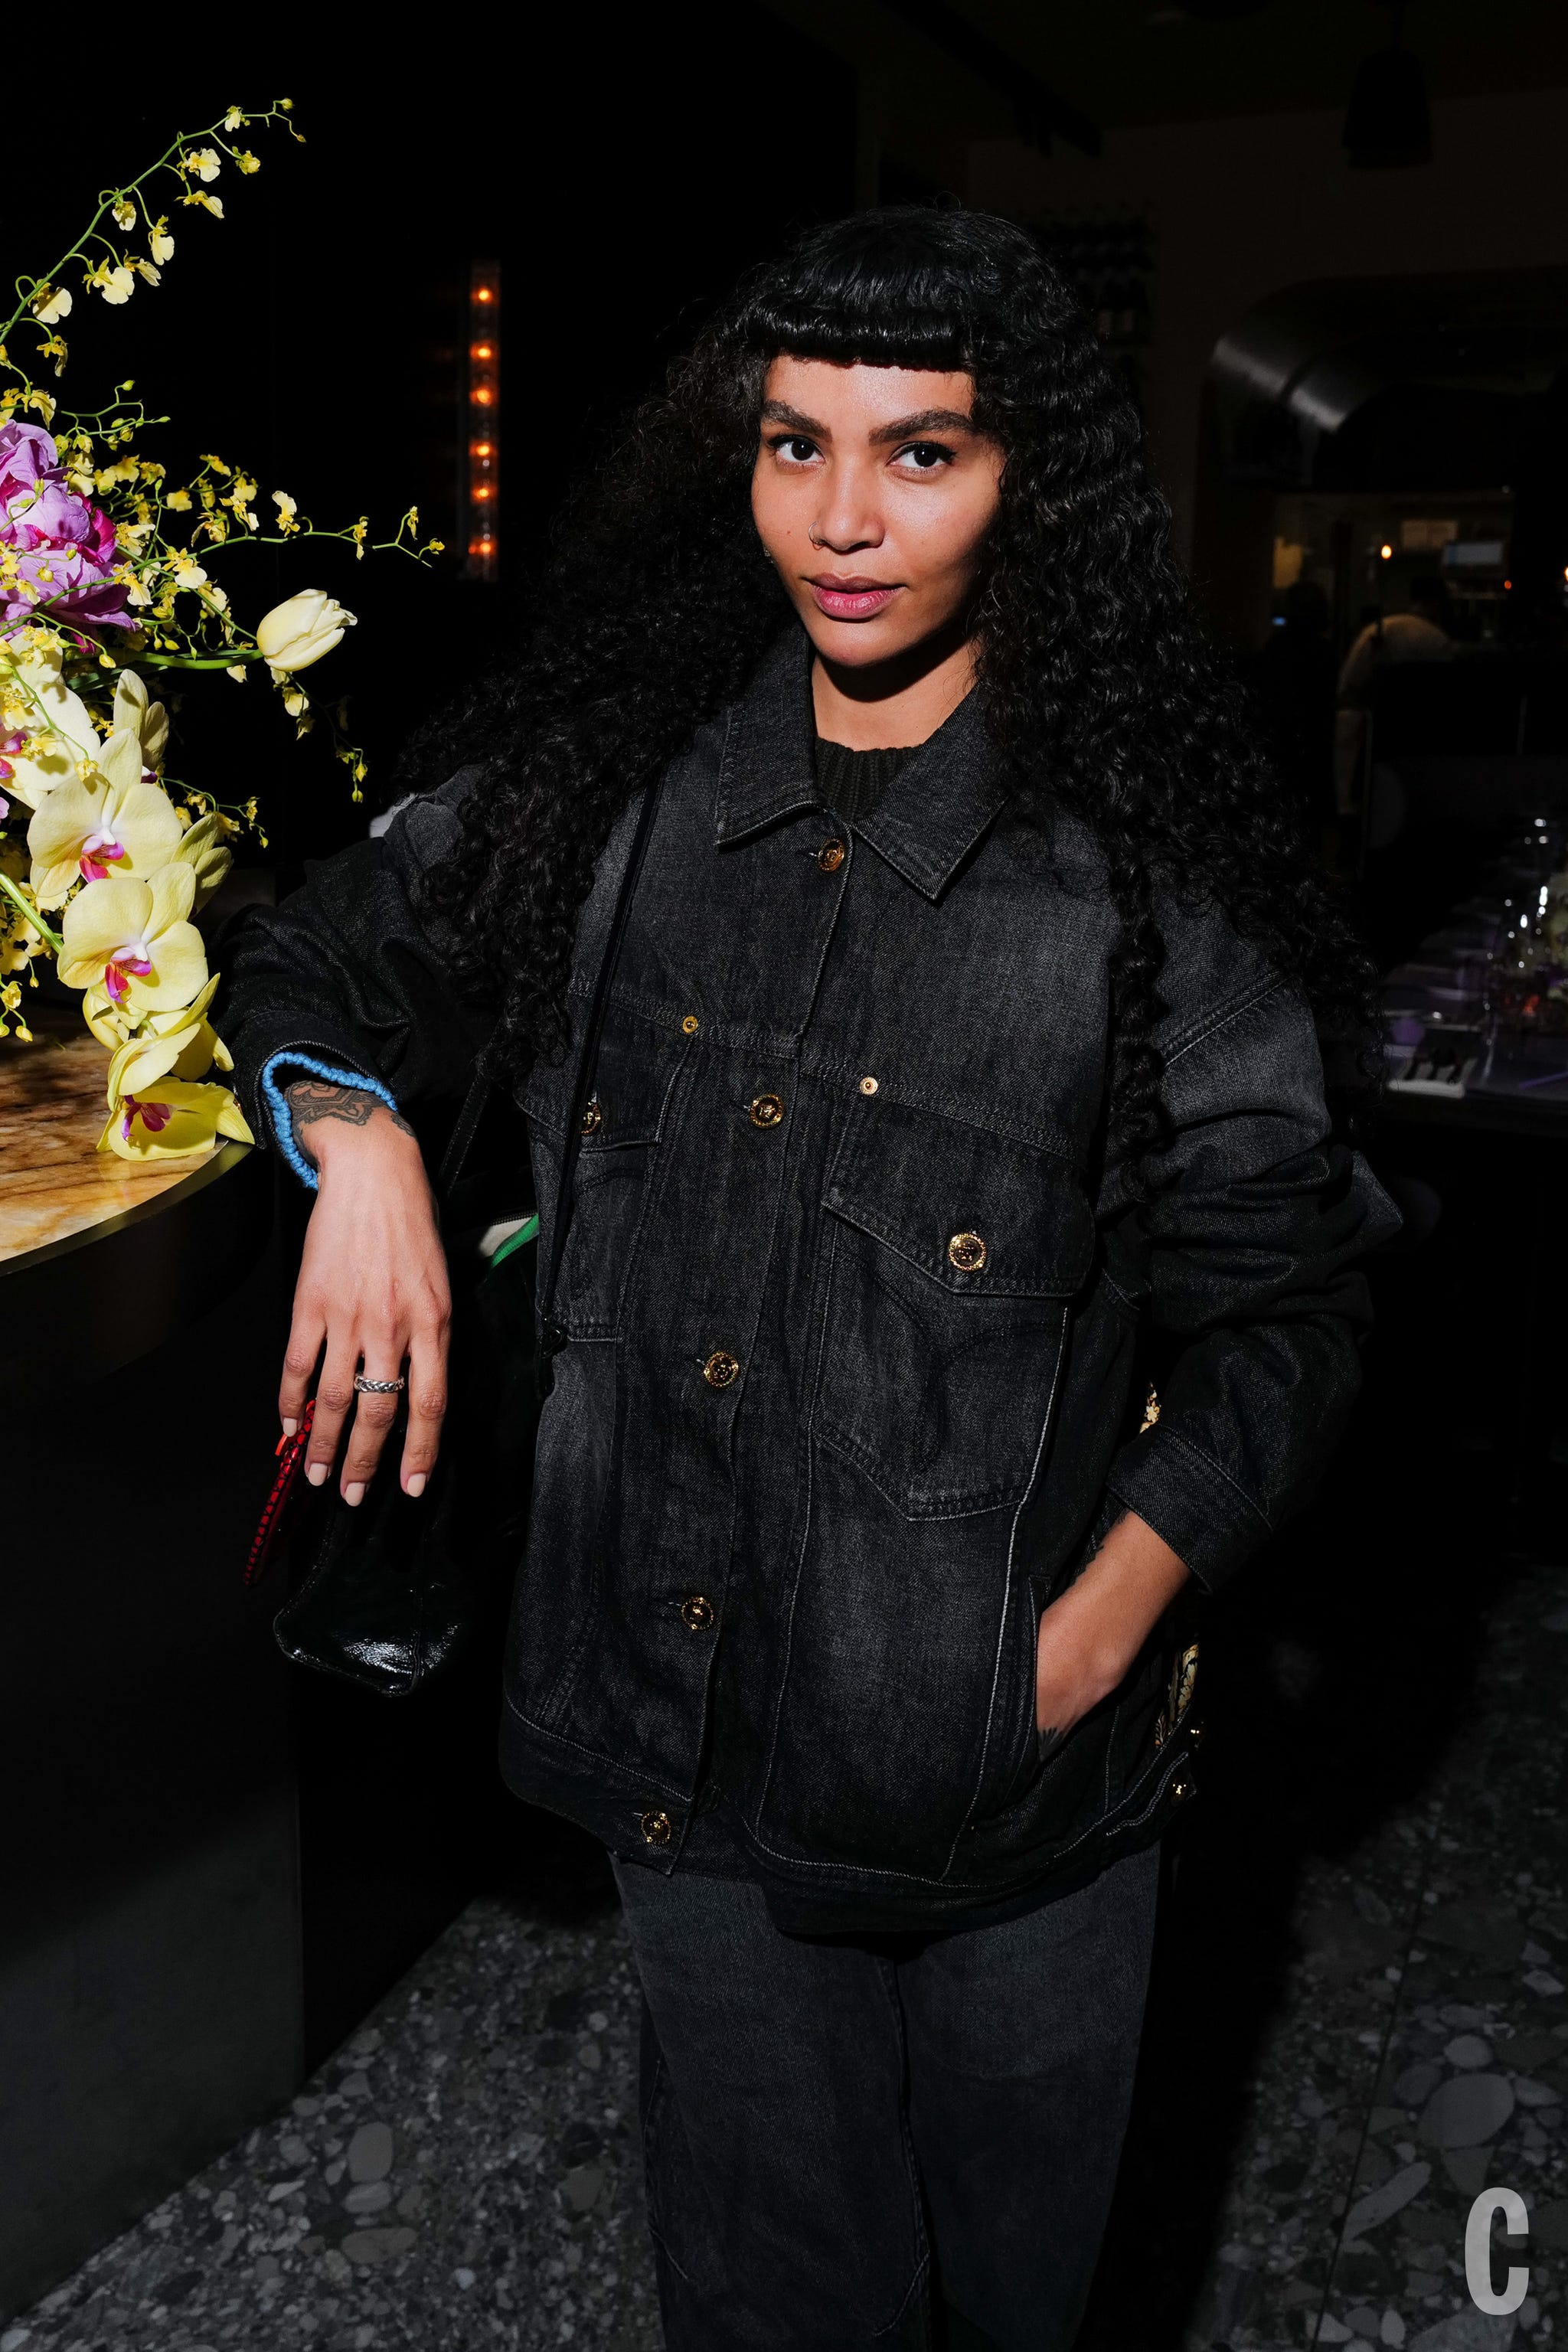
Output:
[{"xmin": 9, "ymin": 24, "xmax": 857, "ymax": 875}]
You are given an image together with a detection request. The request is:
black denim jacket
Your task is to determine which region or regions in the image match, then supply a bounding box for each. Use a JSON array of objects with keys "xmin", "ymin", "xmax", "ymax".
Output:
[{"xmin": 217, "ymin": 627, "xmax": 1399, "ymax": 1935}]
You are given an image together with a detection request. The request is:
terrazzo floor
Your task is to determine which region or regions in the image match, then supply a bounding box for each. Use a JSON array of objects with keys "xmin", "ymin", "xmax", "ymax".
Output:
[{"xmin": 5, "ymin": 1557, "xmax": 1564, "ymax": 2352}]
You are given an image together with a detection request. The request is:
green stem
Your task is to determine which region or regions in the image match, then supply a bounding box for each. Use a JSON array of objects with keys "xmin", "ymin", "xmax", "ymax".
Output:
[
  {"xmin": 132, "ymin": 650, "xmax": 261, "ymax": 671},
  {"xmin": 2, "ymin": 103, "xmax": 293, "ymax": 353},
  {"xmin": 0, "ymin": 662, "xmax": 99, "ymax": 761},
  {"xmin": 0, "ymin": 869, "xmax": 62, "ymax": 953},
  {"xmin": 202, "ymin": 531, "xmax": 431, "ymax": 559}
]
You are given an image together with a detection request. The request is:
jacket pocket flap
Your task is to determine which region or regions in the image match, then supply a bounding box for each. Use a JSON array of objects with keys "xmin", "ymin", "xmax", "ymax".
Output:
[
  {"xmin": 824, "ymin": 1095, "xmax": 1094, "ymax": 1298},
  {"xmin": 523, "ymin": 1017, "xmax": 687, "ymax": 1148}
]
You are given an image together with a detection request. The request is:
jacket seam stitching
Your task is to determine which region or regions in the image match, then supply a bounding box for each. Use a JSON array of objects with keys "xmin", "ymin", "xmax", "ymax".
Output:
[
  {"xmin": 1127, "ymin": 1420, "xmax": 1272, "ymax": 1534},
  {"xmin": 501, "ymin": 1687, "xmax": 694, "ymax": 1805},
  {"xmin": 1161, "ymin": 975, "xmax": 1285, "ymax": 1073}
]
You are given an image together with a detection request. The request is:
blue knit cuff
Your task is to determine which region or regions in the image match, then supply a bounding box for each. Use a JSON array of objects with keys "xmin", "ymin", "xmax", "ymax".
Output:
[{"xmin": 260, "ymin": 1050, "xmax": 401, "ymax": 1192}]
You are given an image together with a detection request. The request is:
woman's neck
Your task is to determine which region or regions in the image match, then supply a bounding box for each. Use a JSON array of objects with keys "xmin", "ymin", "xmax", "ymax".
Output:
[{"xmin": 809, "ymin": 619, "xmax": 977, "ymax": 749}]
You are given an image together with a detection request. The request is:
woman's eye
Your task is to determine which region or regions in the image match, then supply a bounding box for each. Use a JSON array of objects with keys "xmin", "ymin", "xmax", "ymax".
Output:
[
  {"xmin": 772, "ymin": 436, "xmax": 818, "ymax": 466},
  {"xmin": 894, "ymin": 441, "xmax": 955, "ymax": 472}
]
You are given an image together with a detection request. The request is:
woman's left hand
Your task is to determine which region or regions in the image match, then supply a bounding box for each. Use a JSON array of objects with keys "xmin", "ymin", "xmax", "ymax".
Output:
[{"xmin": 1035, "ymin": 1508, "xmax": 1192, "ymax": 1739}]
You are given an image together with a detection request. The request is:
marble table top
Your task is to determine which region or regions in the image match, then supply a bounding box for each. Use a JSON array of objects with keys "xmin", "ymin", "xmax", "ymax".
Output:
[{"xmin": 0, "ymin": 1021, "xmax": 227, "ymax": 1266}]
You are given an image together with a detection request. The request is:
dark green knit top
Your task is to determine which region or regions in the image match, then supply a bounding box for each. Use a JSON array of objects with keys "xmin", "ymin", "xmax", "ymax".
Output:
[{"xmin": 813, "ymin": 737, "xmax": 917, "ymax": 829}]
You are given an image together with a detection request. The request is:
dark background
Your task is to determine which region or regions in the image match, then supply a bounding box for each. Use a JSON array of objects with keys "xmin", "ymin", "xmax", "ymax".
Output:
[{"xmin": 11, "ymin": 24, "xmax": 855, "ymax": 884}]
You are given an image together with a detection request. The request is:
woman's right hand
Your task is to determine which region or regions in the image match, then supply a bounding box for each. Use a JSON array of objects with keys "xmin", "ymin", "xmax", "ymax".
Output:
[{"xmin": 277, "ymin": 1082, "xmax": 451, "ymax": 1504}]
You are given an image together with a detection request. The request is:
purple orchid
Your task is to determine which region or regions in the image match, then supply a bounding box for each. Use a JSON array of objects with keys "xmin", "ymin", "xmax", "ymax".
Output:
[
  {"xmin": 0, "ymin": 420, "xmax": 134, "ymax": 630},
  {"xmin": 0, "ymin": 421, "xmax": 57, "ymax": 509}
]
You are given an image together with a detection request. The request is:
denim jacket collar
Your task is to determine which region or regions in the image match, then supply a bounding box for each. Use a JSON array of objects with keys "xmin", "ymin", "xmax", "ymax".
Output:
[{"xmin": 714, "ymin": 625, "xmax": 1010, "ymax": 901}]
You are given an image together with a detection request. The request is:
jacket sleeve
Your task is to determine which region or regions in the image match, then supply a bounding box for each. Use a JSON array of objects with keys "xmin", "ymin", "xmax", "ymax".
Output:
[
  {"xmin": 211, "ymin": 766, "xmax": 495, "ymax": 1188},
  {"xmin": 1099, "ymin": 913, "xmax": 1401, "ymax": 1595}
]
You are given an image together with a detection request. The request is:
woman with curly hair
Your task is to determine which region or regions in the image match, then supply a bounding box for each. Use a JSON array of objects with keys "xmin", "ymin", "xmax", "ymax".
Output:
[{"xmin": 219, "ymin": 207, "xmax": 1396, "ymax": 2350}]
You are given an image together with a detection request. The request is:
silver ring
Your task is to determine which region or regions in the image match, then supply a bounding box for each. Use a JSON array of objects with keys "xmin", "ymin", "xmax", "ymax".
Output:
[{"xmin": 353, "ymin": 1373, "xmax": 407, "ymax": 1394}]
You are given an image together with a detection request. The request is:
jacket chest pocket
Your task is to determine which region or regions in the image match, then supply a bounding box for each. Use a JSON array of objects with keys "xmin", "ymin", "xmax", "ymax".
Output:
[
  {"xmin": 813, "ymin": 1098, "xmax": 1094, "ymax": 1519},
  {"xmin": 523, "ymin": 1018, "xmax": 688, "ymax": 1340}
]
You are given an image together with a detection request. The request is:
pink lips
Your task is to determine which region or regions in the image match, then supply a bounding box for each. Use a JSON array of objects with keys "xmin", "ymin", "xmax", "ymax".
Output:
[{"xmin": 807, "ymin": 576, "xmax": 900, "ymax": 622}]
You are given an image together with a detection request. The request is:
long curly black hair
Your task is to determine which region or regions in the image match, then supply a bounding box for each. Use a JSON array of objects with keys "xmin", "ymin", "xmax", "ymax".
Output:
[{"xmin": 414, "ymin": 205, "xmax": 1380, "ymax": 1185}]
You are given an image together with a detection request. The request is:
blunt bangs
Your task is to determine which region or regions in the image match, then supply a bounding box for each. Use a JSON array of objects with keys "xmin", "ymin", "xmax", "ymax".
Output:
[{"xmin": 724, "ymin": 206, "xmax": 1043, "ymax": 374}]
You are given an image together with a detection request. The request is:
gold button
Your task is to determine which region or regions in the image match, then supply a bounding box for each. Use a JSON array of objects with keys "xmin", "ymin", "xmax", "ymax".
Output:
[
  {"xmin": 580, "ymin": 1096, "xmax": 603, "ymax": 1136},
  {"xmin": 681, "ymin": 1593, "xmax": 715, "ymax": 1631},
  {"xmin": 681, "ymin": 1014, "xmax": 700, "ymax": 1035},
  {"xmin": 858, "ymin": 1075, "xmax": 878, "ymax": 1096},
  {"xmin": 948, "ymin": 1230, "xmax": 988, "ymax": 1272},
  {"xmin": 817, "ymin": 838, "xmax": 846, "ymax": 873},
  {"xmin": 1171, "ymin": 1778, "xmax": 1194, "ymax": 1802},
  {"xmin": 750, "ymin": 1092, "xmax": 785, "ymax": 1129},
  {"xmin": 1187, "ymin": 1721, "xmax": 1206, "ymax": 1749},
  {"xmin": 640, "ymin": 1808, "xmax": 673, "ymax": 1845},
  {"xmin": 702, "ymin": 1349, "xmax": 740, "ymax": 1390}
]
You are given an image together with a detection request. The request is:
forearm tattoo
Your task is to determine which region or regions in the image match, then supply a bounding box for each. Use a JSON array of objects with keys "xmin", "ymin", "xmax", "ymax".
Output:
[{"xmin": 284, "ymin": 1079, "xmax": 415, "ymax": 1168}]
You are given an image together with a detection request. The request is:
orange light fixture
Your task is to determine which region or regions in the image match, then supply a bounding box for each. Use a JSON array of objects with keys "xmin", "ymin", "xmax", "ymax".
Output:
[{"xmin": 464, "ymin": 261, "xmax": 500, "ymax": 581}]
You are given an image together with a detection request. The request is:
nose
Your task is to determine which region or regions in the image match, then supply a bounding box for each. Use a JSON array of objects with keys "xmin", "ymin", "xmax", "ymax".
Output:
[{"xmin": 809, "ymin": 462, "xmax": 884, "ymax": 556}]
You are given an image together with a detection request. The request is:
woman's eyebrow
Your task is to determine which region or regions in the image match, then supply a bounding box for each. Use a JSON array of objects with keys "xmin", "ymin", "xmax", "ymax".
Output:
[
  {"xmin": 760, "ymin": 400, "xmax": 829, "ymax": 437},
  {"xmin": 759, "ymin": 400, "xmax": 978, "ymax": 444},
  {"xmin": 868, "ymin": 408, "xmax": 977, "ymax": 444}
]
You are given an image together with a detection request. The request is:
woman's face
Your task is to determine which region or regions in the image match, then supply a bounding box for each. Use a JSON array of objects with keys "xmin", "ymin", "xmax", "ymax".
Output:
[{"xmin": 750, "ymin": 357, "xmax": 1004, "ymax": 672}]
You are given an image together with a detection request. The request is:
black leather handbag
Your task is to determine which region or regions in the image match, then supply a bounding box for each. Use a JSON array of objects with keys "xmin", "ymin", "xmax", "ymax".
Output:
[{"xmin": 245, "ymin": 772, "xmax": 663, "ymax": 1697}]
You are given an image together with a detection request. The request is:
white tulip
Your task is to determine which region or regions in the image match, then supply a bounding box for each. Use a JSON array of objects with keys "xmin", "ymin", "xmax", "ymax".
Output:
[{"xmin": 254, "ymin": 590, "xmax": 358, "ymax": 675}]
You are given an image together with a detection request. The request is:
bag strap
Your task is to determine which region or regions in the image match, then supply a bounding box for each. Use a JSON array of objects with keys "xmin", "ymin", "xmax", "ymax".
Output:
[
  {"xmin": 433, "ymin": 1060, "xmax": 494, "ymax": 1203},
  {"xmin": 432, "ymin": 773, "xmax": 664, "ymax": 1268},
  {"xmin": 537, "ymin": 771, "xmax": 665, "ymax": 1363}
]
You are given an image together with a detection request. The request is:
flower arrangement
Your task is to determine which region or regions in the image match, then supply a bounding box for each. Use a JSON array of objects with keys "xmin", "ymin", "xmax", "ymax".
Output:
[{"xmin": 0, "ymin": 102, "xmax": 440, "ymax": 1158}]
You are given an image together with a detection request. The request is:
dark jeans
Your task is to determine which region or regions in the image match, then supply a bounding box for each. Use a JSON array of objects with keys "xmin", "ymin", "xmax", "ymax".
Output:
[{"xmin": 610, "ymin": 1841, "xmax": 1161, "ymax": 2351}]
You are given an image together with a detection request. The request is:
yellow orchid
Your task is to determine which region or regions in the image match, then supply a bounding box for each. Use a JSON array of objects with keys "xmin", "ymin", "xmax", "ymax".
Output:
[
  {"xmin": 86, "ymin": 262, "xmax": 136, "ymax": 305},
  {"xmin": 106, "ymin": 978, "xmax": 234, "ymax": 1098},
  {"xmin": 0, "ymin": 976, "xmax": 33, "ymax": 1041},
  {"xmin": 0, "ymin": 838, "xmax": 47, "ymax": 973},
  {"xmin": 81, "ymin": 984, "xmax": 133, "ymax": 1048},
  {"xmin": 168, "ymin": 808, "xmax": 233, "ymax": 910},
  {"xmin": 0, "ymin": 634, "xmax": 97, "ymax": 807},
  {"xmin": 100, "ymin": 1077, "xmax": 253, "ymax": 1162},
  {"xmin": 112, "ymin": 668, "xmax": 169, "ymax": 769},
  {"xmin": 25, "ymin": 727, "xmax": 184, "ymax": 906},
  {"xmin": 58, "ymin": 862, "xmax": 207, "ymax": 1013}
]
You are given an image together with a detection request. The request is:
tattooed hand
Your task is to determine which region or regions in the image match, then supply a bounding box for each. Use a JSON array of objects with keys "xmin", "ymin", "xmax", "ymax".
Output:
[{"xmin": 278, "ymin": 1080, "xmax": 450, "ymax": 1505}]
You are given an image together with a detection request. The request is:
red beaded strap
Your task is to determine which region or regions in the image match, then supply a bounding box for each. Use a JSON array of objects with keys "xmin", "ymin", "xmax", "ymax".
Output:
[{"xmin": 245, "ymin": 1396, "xmax": 316, "ymax": 1586}]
